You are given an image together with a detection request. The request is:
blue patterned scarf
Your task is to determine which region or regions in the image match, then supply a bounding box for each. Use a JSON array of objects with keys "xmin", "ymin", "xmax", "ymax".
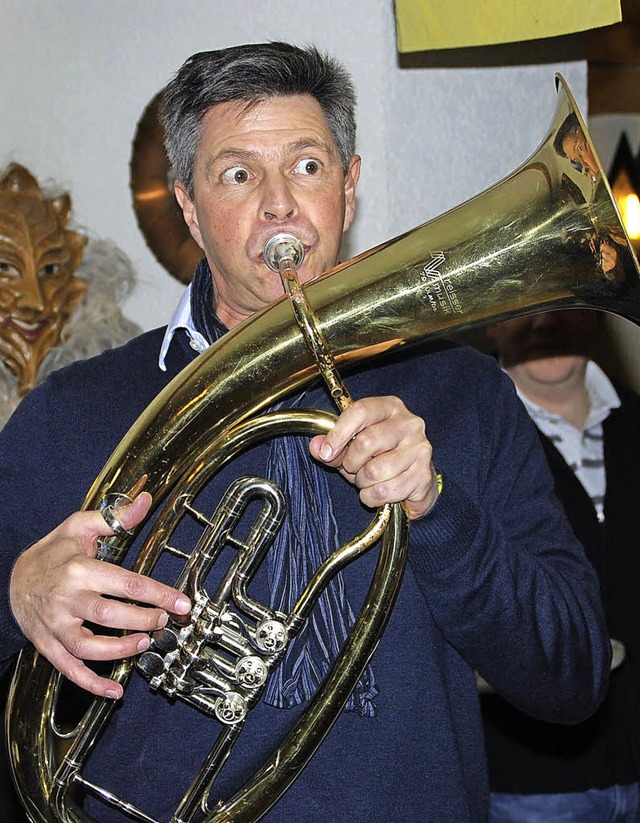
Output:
[{"xmin": 190, "ymin": 259, "xmax": 378, "ymax": 716}]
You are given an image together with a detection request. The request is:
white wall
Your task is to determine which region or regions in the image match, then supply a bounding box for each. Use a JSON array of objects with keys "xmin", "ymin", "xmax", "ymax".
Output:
[{"xmin": 0, "ymin": 0, "xmax": 587, "ymax": 333}]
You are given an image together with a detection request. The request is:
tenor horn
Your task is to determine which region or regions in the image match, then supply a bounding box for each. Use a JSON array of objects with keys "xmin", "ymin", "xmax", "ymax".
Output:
[{"xmin": 7, "ymin": 74, "xmax": 640, "ymax": 823}]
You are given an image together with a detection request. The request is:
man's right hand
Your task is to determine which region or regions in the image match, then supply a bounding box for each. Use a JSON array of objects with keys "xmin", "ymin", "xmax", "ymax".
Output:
[{"xmin": 9, "ymin": 492, "xmax": 191, "ymax": 699}]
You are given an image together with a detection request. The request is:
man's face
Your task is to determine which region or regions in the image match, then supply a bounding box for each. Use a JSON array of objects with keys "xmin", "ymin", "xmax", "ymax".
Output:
[
  {"xmin": 0, "ymin": 183, "xmax": 86, "ymax": 394},
  {"xmin": 562, "ymin": 130, "xmax": 599, "ymax": 181},
  {"xmin": 487, "ymin": 309, "xmax": 602, "ymax": 387},
  {"xmin": 175, "ymin": 94, "xmax": 360, "ymax": 329}
]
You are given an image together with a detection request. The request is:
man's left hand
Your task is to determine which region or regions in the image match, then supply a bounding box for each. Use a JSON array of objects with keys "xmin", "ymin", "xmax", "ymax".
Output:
[{"xmin": 309, "ymin": 396, "xmax": 437, "ymax": 520}]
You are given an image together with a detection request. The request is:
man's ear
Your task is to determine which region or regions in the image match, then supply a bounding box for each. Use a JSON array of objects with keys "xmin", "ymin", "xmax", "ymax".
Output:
[
  {"xmin": 174, "ymin": 180, "xmax": 204, "ymax": 250},
  {"xmin": 342, "ymin": 155, "xmax": 361, "ymax": 234}
]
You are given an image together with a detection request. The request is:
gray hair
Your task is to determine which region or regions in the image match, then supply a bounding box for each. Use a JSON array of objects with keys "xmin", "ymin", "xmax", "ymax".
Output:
[{"xmin": 161, "ymin": 42, "xmax": 357, "ymax": 197}]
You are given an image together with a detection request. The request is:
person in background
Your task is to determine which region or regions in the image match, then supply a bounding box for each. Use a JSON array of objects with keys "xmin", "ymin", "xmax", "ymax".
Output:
[
  {"xmin": 0, "ymin": 44, "xmax": 611, "ymax": 822},
  {"xmin": 484, "ymin": 308, "xmax": 640, "ymax": 823}
]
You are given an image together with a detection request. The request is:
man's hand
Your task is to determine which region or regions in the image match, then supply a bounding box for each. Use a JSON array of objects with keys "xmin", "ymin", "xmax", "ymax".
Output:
[
  {"xmin": 9, "ymin": 492, "xmax": 191, "ymax": 699},
  {"xmin": 309, "ymin": 396, "xmax": 437, "ymax": 520}
]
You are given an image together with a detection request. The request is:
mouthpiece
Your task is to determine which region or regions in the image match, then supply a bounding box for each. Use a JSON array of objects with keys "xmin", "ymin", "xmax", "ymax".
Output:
[{"xmin": 263, "ymin": 233, "xmax": 305, "ymax": 272}]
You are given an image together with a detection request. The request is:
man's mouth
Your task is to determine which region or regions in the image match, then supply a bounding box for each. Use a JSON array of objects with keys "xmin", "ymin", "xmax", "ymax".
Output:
[
  {"xmin": 256, "ymin": 235, "xmax": 312, "ymax": 266},
  {"xmin": 258, "ymin": 245, "xmax": 311, "ymax": 264}
]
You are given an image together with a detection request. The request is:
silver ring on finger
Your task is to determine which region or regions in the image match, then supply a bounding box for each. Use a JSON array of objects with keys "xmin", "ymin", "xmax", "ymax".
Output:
[{"xmin": 99, "ymin": 494, "xmax": 134, "ymax": 538}]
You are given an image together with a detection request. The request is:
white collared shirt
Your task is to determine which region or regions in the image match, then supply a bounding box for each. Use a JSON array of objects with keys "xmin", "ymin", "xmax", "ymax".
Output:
[{"xmin": 158, "ymin": 283, "xmax": 210, "ymax": 371}]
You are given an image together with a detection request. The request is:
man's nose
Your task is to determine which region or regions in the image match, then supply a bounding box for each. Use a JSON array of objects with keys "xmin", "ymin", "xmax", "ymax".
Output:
[{"xmin": 260, "ymin": 173, "xmax": 297, "ymax": 222}]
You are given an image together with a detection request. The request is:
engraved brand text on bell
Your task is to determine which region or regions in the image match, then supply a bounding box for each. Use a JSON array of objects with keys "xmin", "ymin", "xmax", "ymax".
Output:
[{"xmin": 420, "ymin": 252, "xmax": 462, "ymax": 315}]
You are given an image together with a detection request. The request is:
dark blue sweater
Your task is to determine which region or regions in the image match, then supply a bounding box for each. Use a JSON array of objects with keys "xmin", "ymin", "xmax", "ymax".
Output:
[{"xmin": 0, "ymin": 327, "xmax": 610, "ymax": 822}]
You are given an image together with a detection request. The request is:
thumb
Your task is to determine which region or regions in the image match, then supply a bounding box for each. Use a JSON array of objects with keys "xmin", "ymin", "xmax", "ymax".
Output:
[
  {"xmin": 112, "ymin": 491, "xmax": 153, "ymax": 531},
  {"xmin": 309, "ymin": 434, "xmax": 343, "ymax": 468},
  {"xmin": 82, "ymin": 492, "xmax": 154, "ymax": 559}
]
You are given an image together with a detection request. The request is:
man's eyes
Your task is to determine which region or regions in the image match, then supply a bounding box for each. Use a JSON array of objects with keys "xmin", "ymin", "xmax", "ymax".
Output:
[
  {"xmin": 220, "ymin": 157, "xmax": 321, "ymax": 185},
  {"xmin": 222, "ymin": 166, "xmax": 250, "ymax": 185},
  {"xmin": 293, "ymin": 158, "xmax": 320, "ymax": 175}
]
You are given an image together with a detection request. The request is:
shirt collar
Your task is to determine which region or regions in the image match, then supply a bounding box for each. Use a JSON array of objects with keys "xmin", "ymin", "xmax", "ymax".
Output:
[
  {"xmin": 158, "ymin": 283, "xmax": 210, "ymax": 371},
  {"xmin": 584, "ymin": 359, "xmax": 621, "ymax": 426}
]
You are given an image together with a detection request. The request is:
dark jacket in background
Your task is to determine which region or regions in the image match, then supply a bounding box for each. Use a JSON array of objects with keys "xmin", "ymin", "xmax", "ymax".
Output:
[{"xmin": 483, "ymin": 383, "xmax": 640, "ymax": 794}]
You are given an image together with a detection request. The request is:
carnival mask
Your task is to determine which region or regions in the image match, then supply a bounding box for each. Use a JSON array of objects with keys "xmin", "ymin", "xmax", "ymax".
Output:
[{"xmin": 0, "ymin": 164, "xmax": 87, "ymax": 395}]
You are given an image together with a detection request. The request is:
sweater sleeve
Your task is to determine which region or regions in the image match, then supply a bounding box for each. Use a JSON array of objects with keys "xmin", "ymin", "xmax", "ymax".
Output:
[
  {"xmin": 0, "ymin": 331, "xmax": 173, "ymax": 665},
  {"xmin": 407, "ymin": 368, "xmax": 611, "ymax": 724},
  {"xmin": 0, "ymin": 380, "xmax": 70, "ymax": 664}
]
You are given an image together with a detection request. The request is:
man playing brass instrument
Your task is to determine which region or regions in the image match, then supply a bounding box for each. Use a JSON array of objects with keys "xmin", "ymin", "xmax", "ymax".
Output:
[{"xmin": 0, "ymin": 43, "xmax": 611, "ymax": 822}]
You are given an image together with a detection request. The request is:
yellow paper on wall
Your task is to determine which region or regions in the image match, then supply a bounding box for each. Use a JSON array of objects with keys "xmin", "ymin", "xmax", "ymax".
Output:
[{"xmin": 395, "ymin": 0, "xmax": 621, "ymax": 52}]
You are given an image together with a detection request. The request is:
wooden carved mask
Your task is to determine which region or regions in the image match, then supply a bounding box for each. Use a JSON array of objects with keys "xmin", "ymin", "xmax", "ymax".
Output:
[{"xmin": 0, "ymin": 164, "xmax": 87, "ymax": 395}]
